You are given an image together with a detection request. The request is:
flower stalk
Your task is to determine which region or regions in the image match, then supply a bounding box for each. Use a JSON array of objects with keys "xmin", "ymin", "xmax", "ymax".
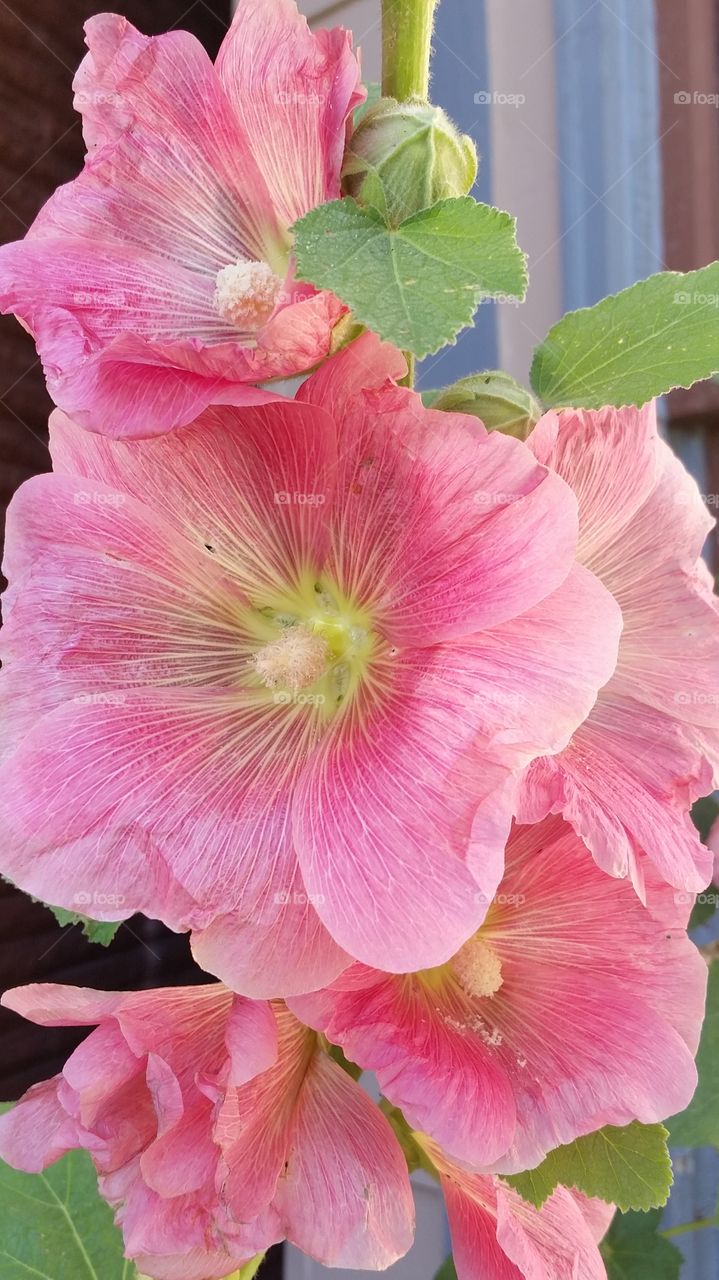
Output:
[{"xmin": 381, "ymin": 0, "xmax": 439, "ymax": 101}]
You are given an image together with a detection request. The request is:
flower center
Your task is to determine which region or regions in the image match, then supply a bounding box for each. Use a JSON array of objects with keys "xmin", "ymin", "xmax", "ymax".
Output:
[
  {"xmin": 253, "ymin": 627, "xmax": 328, "ymax": 694},
  {"xmin": 214, "ymin": 260, "xmax": 283, "ymax": 331},
  {"xmin": 450, "ymin": 936, "xmax": 503, "ymax": 998},
  {"xmin": 250, "ymin": 576, "xmax": 378, "ymax": 716}
]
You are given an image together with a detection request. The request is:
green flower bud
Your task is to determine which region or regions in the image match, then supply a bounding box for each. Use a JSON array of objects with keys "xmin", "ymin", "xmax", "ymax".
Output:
[
  {"xmin": 433, "ymin": 371, "xmax": 542, "ymax": 440},
  {"xmin": 342, "ymin": 96, "xmax": 478, "ymax": 226}
]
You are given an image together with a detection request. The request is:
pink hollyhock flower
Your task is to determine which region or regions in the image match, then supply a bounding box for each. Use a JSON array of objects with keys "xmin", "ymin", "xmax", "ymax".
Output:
[
  {"xmin": 516, "ymin": 404, "xmax": 719, "ymax": 894},
  {"xmin": 416, "ymin": 1133, "xmax": 611, "ymax": 1280},
  {"xmin": 0, "ymin": 335, "xmax": 621, "ymax": 994},
  {"xmin": 0, "ymin": 983, "xmax": 414, "ymax": 1278},
  {"xmin": 291, "ymin": 815, "xmax": 706, "ymax": 1172},
  {"xmin": 0, "ymin": 2, "xmax": 364, "ymax": 437}
]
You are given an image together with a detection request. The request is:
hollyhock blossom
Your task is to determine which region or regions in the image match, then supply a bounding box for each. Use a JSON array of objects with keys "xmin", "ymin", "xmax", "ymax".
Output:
[
  {"xmin": 0, "ymin": 1, "xmax": 364, "ymax": 436},
  {"xmin": 415, "ymin": 1133, "xmax": 611, "ymax": 1280},
  {"xmin": 0, "ymin": 335, "xmax": 622, "ymax": 994},
  {"xmin": 519, "ymin": 404, "xmax": 719, "ymax": 892},
  {"xmin": 0, "ymin": 983, "xmax": 414, "ymax": 1278},
  {"xmin": 291, "ymin": 816, "xmax": 706, "ymax": 1172}
]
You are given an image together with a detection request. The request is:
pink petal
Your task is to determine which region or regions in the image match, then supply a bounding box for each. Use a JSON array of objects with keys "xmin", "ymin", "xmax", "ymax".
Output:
[
  {"xmin": 48, "ymin": 400, "xmax": 336, "ymax": 599},
  {"xmin": 0, "ymin": 1078, "xmax": 79, "ymax": 1172},
  {"xmin": 276, "ymin": 1046, "xmax": 414, "ymax": 1268},
  {"xmin": 520, "ymin": 692, "xmax": 713, "ymax": 890},
  {"xmin": 69, "ymin": 13, "xmax": 281, "ymax": 260},
  {"xmin": 192, "ymin": 886, "xmax": 351, "ymax": 1000},
  {"xmin": 216, "ymin": 0, "xmax": 364, "ymax": 226},
  {"xmin": 291, "ymin": 966, "xmax": 517, "ymax": 1168},
  {"xmin": 2, "ymin": 983, "xmax": 125, "ymax": 1025}
]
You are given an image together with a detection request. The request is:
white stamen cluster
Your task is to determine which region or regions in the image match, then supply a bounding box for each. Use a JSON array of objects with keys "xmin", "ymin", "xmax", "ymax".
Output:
[
  {"xmin": 214, "ymin": 260, "xmax": 283, "ymax": 330},
  {"xmin": 451, "ymin": 936, "xmax": 504, "ymax": 998},
  {"xmin": 253, "ymin": 627, "xmax": 328, "ymax": 694}
]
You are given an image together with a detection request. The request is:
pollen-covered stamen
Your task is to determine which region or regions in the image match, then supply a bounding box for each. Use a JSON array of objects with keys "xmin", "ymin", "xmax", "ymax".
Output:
[
  {"xmin": 214, "ymin": 259, "xmax": 284, "ymax": 331},
  {"xmin": 253, "ymin": 626, "xmax": 328, "ymax": 694},
  {"xmin": 451, "ymin": 936, "xmax": 503, "ymax": 999}
]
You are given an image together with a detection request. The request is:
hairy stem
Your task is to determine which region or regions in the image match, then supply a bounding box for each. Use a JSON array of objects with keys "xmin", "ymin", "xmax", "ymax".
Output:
[{"xmin": 382, "ymin": 0, "xmax": 439, "ymax": 108}]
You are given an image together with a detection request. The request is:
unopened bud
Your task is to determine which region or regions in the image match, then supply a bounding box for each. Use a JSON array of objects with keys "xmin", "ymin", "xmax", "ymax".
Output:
[
  {"xmin": 433, "ymin": 371, "xmax": 541, "ymax": 440},
  {"xmin": 343, "ymin": 97, "xmax": 478, "ymax": 226}
]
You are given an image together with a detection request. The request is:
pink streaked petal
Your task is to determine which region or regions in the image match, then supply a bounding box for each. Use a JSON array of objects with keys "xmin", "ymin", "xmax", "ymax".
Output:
[
  {"xmin": 1, "ymin": 983, "xmax": 125, "ymax": 1026},
  {"xmin": 293, "ymin": 661, "xmax": 491, "ymax": 971},
  {"xmin": 290, "ymin": 966, "xmax": 517, "ymax": 1168},
  {"xmin": 298, "ymin": 330, "xmax": 408, "ymax": 415},
  {"xmin": 48, "ymin": 401, "xmax": 336, "ymax": 600},
  {"xmin": 0, "ymin": 1078, "xmax": 79, "ymax": 1172},
  {"xmin": 69, "ymin": 14, "xmax": 282, "ymax": 261},
  {"xmin": 528, "ymin": 403, "xmax": 660, "ymax": 566},
  {"xmin": 216, "ymin": 1006, "xmax": 313, "ymax": 1220},
  {"xmin": 192, "ymin": 885, "xmax": 351, "ymax": 1000},
  {"xmin": 216, "ymin": 0, "xmax": 364, "ymax": 226},
  {"xmin": 224, "ymin": 996, "xmax": 279, "ymax": 1084},
  {"xmin": 495, "ymin": 1182, "xmax": 609, "ymax": 1280},
  {"xmin": 277, "ymin": 1047, "xmax": 414, "ymax": 1268},
  {"xmin": 483, "ymin": 818, "xmax": 704, "ymax": 1172},
  {"xmin": 519, "ymin": 692, "xmax": 713, "ymax": 890},
  {"xmin": 324, "ymin": 380, "xmax": 581, "ymax": 645},
  {"xmin": 460, "ymin": 563, "xmax": 622, "ymax": 759},
  {"xmin": 429, "ymin": 1144, "xmax": 607, "ymax": 1280},
  {"xmin": 603, "ymin": 441, "xmax": 718, "ymax": 743},
  {"xmin": 140, "ymin": 1097, "xmax": 218, "ymax": 1197}
]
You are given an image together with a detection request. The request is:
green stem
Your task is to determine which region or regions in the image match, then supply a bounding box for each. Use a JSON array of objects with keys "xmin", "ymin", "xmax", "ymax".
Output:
[
  {"xmin": 382, "ymin": 0, "xmax": 439, "ymax": 104},
  {"xmin": 382, "ymin": 0, "xmax": 439, "ymax": 385},
  {"xmin": 662, "ymin": 1217, "xmax": 719, "ymax": 1239}
]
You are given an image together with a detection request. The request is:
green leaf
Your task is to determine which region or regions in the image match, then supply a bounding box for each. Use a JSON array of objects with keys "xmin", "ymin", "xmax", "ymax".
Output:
[
  {"xmin": 433, "ymin": 1258, "xmax": 458, "ymax": 1280},
  {"xmin": 600, "ymin": 1210, "xmax": 682, "ymax": 1280},
  {"xmin": 0, "ymin": 1106, "xmax": 136, "ymax": 1278},
  {"xmin": 531, "ymin": 262, "xmax": 719, "ymax": 408},
  {"xmin": 48, "ymin": 905, "xmax": 121, "ymax": 947},
  {"xmin": 505, "ymin": 1122, "xmax": 672, "ymax": 1212},
  {"xmin": 293, "ymin": 196, "xmax": 527, "ymax": 358},
  {"xmin": 668, "ymin": 960, "xmax": 719, "ymax": 1146}
]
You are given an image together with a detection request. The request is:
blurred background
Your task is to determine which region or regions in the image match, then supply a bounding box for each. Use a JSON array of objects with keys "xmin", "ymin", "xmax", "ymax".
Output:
[{"xmin": 0, "ymin": 0, "xmax": 717, "ymax": 1276}]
